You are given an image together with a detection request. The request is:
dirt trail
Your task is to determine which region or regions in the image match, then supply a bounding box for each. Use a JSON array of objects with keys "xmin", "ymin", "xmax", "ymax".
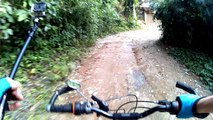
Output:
[{"xmin": 49, "ymin": 23, "xmax": 212, "ymax": 120}]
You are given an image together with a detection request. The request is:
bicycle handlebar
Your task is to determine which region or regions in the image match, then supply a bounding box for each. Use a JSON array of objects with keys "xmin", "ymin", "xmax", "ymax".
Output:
[
  {"xmin": 46, "ymin": 102, "xmax": 179, "ymax": 119},
  {"xmin": 46, "ymin": 81, "xmax": 195, "ymax": 119}
]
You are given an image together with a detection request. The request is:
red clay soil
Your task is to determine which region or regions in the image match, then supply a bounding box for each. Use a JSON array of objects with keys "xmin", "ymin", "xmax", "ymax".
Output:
[{"xmin": 49, "ymin": 24, "xmax": 212, "ymax": 120}]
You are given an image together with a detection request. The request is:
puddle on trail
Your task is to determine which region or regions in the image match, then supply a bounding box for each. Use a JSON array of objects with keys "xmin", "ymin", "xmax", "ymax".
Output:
[{"xmin": 129, "ymin": 68, "xmax": 145, "ymax": 90}]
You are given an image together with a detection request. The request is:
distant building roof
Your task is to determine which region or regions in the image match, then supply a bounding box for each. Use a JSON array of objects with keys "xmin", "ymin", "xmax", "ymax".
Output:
[
  {"xmin": 141, "ymin": 2, "xmax": 150, "ymax": 8},
  {"xmin": 140, "ymin": 2, "xmax": 152, "ymax": 12}
]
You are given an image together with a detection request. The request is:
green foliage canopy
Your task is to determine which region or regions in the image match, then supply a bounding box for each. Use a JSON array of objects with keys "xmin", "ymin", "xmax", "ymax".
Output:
[
  {"xmin": 0, "ymin": 0, "xmax": 133, "ymax": 52},
  {"xmin": 152, "ymin": 0, "xmax": 213, "ymax": 55}
]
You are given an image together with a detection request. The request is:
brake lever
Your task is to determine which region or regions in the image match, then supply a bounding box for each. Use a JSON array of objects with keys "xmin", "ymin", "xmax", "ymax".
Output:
[
  {"xmin": 91, "ymin": 95, "xmax": 109, "ymax": 112},
  {"xmin": 176, "ymin": 81, "xmax": 196, "ymax": 94}
]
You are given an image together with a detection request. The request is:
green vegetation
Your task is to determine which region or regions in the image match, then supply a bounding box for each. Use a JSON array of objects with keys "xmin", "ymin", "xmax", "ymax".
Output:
[
  {"xmin": 1, "ymin": 46, "xmax": 85, "ymax": 119},
  {"xmin": 169, "ymin": 48, "xmax": 213, "ymax": 92},
  {"xmin": 152, "ymin": 0, "xmax": 213, "ymax": 91},
  {"xmin": 152, "ymin": 0, "xmax": 213, "ymax": 55},
  {"xmin": 0, "ymin": 0, "xmax": 138, "ymax": 119}
]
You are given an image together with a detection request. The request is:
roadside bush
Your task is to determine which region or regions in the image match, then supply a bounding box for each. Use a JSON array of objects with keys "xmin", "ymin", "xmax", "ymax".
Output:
[
  {"xmin": 152, "ymin": 0, "xmax": 213, "ymax": 92},
  {"xmin": 153, "ymin": 0, "xmax": 213, "ymax": 55},
  {"xmin": 0, "ymin": 1, "xmax": 31, "ymax": 50}
]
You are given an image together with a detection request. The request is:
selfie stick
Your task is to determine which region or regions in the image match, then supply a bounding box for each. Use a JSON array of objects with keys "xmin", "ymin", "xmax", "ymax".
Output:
[{"xmin": 0, "ymin": 2, "xmax": 46, "ymax": 119}]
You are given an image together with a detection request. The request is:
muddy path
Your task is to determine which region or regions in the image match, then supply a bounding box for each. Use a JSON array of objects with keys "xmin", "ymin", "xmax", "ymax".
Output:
[{"xmin": 49, "ymin": 24, "xmax": 212, "ymax": 120}]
